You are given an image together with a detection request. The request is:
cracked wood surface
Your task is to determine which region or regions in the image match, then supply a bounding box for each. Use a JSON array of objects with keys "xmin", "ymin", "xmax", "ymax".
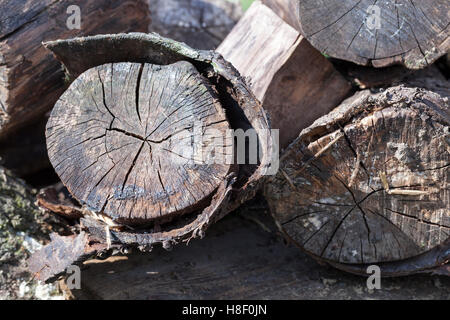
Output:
[
  {"xmin": 30, "ymin": 33, "xmax": 273, "ymax": 278},
  {"xmin": 265, "ymin": 85, "xmax": 449, "ymax": 264},
  {"xmin": 46, "ymin": 61, "xmax": 232, "ymax": 225},
  {"xmin": 0, "ymin": 0, "xmax": 150, "ymax": 137},
  {"xmin": 297, "ymin": 0, "xmax": 450, "ymax": 69}
]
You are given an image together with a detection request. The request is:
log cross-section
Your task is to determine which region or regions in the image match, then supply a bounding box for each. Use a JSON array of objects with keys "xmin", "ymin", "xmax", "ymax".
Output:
[
  {"xmin": 297, "ymin": 0, "xmax": 450, "ymax": 69},
  {"xmin": 46, "ymin": 61, "xmax": 233, "ymax": 225},
  {"xmin": 266, "ymin": 86, "xmax": 450, "ymax": 264}
]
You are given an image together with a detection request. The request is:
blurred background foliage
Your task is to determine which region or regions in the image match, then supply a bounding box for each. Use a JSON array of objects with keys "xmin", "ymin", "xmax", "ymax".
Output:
[
  {"xmin": 240, "ymin": 0, "xmax": 255, "ymax": 10},
  {"xmin": 226, "ymin": 0, "xmax": 255, "ymax": 11}
]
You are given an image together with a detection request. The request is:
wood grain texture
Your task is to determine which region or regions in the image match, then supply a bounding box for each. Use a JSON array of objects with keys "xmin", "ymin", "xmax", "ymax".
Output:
[
  {"xmin": 265, "ymin": 85, "xmax": 449, "ymax": 264},
  {"xmin": 62, "ymin": 209, "xmax": 450, "ymax": 300},
  {"xmin": 217, "ymin": 1, "xmax": 351, "ymax": 149},
  {"xmin": 26, "ymin": 34, "xmax": 274, "ymax": 275},
  {"xmin": 0, "ymin": 0, "xmax": 150, "ymax": 137},
  {"xmin": 297, "ymin": 0, "xmax": 450, "ymax": 69},
  {"xmin": 47, "ymin": 61, "xmax": 232, "ymax": 225},
  {"xmin": 262, "ymin": 0, "xmax": 301, "ymax": 30}
]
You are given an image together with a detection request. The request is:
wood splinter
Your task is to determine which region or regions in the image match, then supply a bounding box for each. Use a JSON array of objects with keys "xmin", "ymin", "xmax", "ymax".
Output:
[{"xmin": 379, "ymin": 172, "xmax": 430, "ymax": 196}]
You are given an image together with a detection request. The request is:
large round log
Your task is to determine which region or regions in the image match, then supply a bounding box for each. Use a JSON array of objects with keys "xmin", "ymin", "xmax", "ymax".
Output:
[
  {"xmin": 297, "ymin": 0, "xmax": 450, "ymax": 69},
  {"xmin": 265, "ymin": 84, "xmax": 449, "ymax": 274},
  {"xmin": 31, "ymin": 33, "xmax": 273, "ymax": 275},
  {"xmin": 47, "ymin": 61, "xmax": 234, "ymax": 225}
]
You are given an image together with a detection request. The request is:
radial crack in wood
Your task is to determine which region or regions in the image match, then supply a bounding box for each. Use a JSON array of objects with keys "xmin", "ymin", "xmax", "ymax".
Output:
[
  {"xmin": 46, "ymin": 61, "xmax": 233, "ymax": 225},
  {"xmin": 265, "ymin": 85, "xmax": 449, "ymax": 265},
  {"xmin": 297, "ymin": 0, "xmax": 450, "ymax": 69},
  {"xmin": 30, "ymin": 33, "xmax": 273, "ymax": 282}
]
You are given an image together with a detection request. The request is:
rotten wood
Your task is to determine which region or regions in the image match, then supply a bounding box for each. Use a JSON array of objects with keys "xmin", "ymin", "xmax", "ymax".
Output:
[
  {"xmin": 297, "ymin": 0, "xmax": 450, "ymax": 69},
  {"xmin": 28, "ymin": 232, "xmax": 121, "ymax": 283},
  {"xmin": 0, "ymin": 0, "xmax": 150, "ymax": 137},
  {"xmin": 265, "ymin": 84, "xmax": 449, "ymax": 272},
  {"xmin": 217, "ymin": 1, "xmax": 351, "ymax": 149}
]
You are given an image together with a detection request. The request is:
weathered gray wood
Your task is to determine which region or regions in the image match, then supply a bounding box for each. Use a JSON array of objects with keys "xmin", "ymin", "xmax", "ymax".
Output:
[
  {"xmin": 217, "ymin": 1, "xmax": 351, "ymax": 149},
  {"xmin": 297, "ymin": 0, "xmax": 450, "ymax": 69},
  {"xmin": 0, "ymin": 0, "xmax": 150, "ymax": 137},
  {"xmin": 60, "ymin": 209, "xmax": 450, "ymax": 300},
  {"xmin": 265, "ymin": 84, "xmax": 450, "ymax": 265},
  {"xmin": 47, "ymin": 61, "xmax": 233, "ymax": 225}
]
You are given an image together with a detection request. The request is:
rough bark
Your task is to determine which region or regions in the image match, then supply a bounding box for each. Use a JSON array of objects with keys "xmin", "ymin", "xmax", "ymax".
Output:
[
  {"xmin": 297, "ymin": 0, "xmax": 450, "ymax": 69},
  {"xmin": 265, "ymin": 84, "xmax": 449, "ymax": 271},
  {"xmin": 0, "ymin": 0, "xmax": 150, "ymax": 137},
  {"xmin": 29, "ymin": 32, "xmax": 274, "ymax": 282},
  {"xmin": 217, "ymin": 1, "xmax": 351, "ymax": 149},
  {"xmin": 148, "ymin": 0, "xmax": 242, "ymax": 50}
]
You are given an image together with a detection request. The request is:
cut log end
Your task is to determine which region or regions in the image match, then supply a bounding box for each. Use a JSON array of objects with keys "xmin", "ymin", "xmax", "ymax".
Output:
[
  {"xmin": 266, "ymin": 85, "xmax": 449, "ymax": 264},
  {"xmin": 298, "ymin": 0, "xmax": 450, "ymax": 69},
  {"xmin": 46, "ymin": 61, "xmax": 233, "ymax": 225},
  {"xmin": 30, "ymin": 33, "xmax": 273, "ymax": 281}
]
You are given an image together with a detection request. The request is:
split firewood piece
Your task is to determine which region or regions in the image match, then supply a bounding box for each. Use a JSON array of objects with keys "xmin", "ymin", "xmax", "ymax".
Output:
[
  {"xmin": 30, "ymin": 33, "xmax": 273, "ymax": 282},
  {"xmin": 297, "ymin": 0, "xmax": 450, "ymax": 69},
  {"xmin": 265, "ymin": 84, "xmax": 449, "ymax": 274},
  {"xmin": 217, "ymin": 1, "xmax": 351, "ymax": 149},
  {"xmin": 0, "ymin": 0, "xmax": 150, "ymax": 138}
]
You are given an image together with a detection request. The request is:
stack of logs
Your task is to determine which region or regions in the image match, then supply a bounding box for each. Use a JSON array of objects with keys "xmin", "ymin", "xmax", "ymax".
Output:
[{"xmin": 0, "ymin": 0, "xmax": 448, "ymax": 294}]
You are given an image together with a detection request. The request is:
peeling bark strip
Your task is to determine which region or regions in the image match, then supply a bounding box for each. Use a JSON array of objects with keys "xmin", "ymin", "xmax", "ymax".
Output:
[
  {"xmin": 217, "ymin": 1, "xmax": 351, "ymax": 149},
  {"xmin": 0, "ymin": 0, "xmax": 150, "ymax": 137},
  {"xmin": 29, "ymin": 33, "xmax": 273, "ymax": 282},
  {"xmin": 265, "ymin": 85, "xmax": 449, "ymax": 267},
  {"xmin": 297, "ymin": 0, "xmax": 450, "ymax": 69}
]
